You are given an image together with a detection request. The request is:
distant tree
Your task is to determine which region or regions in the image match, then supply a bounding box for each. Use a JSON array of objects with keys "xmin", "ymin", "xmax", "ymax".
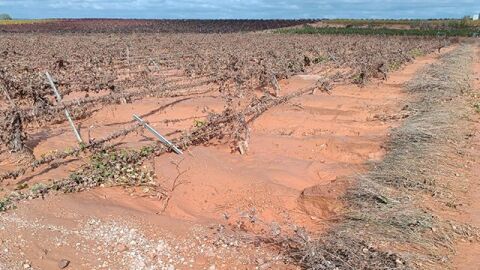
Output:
[{"xmin": 0, "ymin": 13, "xmax": 12, "ymax": 20}]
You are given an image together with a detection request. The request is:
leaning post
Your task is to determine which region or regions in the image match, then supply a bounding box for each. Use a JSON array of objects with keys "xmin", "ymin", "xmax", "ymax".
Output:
[
  {"xmin": 45, "ymin": 71, "xmax": 83, "ymax": 144},
  {"xmin": 133, "ymin": 114, "xmax": 183, "ymax": 155}
]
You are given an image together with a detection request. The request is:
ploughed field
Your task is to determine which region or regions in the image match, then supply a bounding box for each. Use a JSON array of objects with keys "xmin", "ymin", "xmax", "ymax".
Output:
[
  {"xmin": 0, "ymin": 24, "xmax": 469, "ymax": 269},
  {"xmin": 0, "ymin": 19, "xmax": 317, "ymax": 33}
]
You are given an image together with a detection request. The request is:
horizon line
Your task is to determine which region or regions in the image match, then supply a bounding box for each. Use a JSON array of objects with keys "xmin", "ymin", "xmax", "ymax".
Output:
[{"xmin": 4, "ymin": 17, "xmax": 470, "ymax": 20}]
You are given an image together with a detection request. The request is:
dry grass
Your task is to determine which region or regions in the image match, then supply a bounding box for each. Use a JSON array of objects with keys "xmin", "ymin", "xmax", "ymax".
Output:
[
  {"xmin": 268, "ymin": 44, "xmax": 479, "ymax": 269},
  {"xmin": 0, "ymin": 19, "xmax": 54, "ymax": 25}
]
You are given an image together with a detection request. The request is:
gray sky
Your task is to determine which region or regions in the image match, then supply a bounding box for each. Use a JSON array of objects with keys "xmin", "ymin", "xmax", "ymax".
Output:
[{"xmin": 0, "ymin": 0, "xmax": 479, "ymax": 19}]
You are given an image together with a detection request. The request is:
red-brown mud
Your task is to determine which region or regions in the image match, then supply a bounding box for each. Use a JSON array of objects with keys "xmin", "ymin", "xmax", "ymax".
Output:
[{"xmin": 0, "ymin": 49, "xmax": 449, "ymax": 269}]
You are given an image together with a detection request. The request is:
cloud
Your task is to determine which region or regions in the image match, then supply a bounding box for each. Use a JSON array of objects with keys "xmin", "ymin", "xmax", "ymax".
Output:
[{"xmin": 0, "ymin": 0, "xmax": 479, "ymax": 19}]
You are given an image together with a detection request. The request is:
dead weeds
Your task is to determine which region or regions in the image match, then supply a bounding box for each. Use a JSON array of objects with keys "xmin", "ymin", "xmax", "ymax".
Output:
[{"xmin": 267, "ymin": 44, "xmax": 480, "ymax": 269}]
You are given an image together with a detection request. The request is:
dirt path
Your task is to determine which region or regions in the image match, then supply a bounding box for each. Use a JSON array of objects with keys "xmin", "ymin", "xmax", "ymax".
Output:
[
  {"xmin": 451, "ymin": 42, "xmax": 480, "ymax": 270},
  {"xmin": 0, "ymin": 49, "xmax": 450, "ymax": 270}
]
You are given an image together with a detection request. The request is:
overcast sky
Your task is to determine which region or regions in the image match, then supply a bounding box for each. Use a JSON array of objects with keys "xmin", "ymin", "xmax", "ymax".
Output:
[{"xmin": 1, "ymin": 0, "xmax": 479, "ymax": 19}]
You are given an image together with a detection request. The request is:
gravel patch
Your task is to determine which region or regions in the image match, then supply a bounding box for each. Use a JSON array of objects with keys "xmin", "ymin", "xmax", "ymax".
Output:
[{"xmin": 0, "ymin": 212, "xmax": 283, "ymax": 269}]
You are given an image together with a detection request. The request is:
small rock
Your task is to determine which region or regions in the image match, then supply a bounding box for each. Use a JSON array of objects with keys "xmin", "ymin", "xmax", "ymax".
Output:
[
  {"xmin": 23, "ymin": 263, "xmax": 31, "ymax": 269},
  {"xmin": 149, "ymin": 252, "xmax": 158, "ymax": 260},
  {"xmin": 259, "ymin": 263, "xmax": 272, "ymax": 270},
  {"xmin": 58, "ymin": 259, "xmax": 70, "ymax": 269},
  {"xmin": 117, "ymin": 244, "xmax": 128, "ymax": 252},
  {"xmin": 208, "ymin": 265, "xmax": 216, "ymax": 270},
  {"xmin": 195, "ymin": 256, "xmax": 208, "ymax": 266}
]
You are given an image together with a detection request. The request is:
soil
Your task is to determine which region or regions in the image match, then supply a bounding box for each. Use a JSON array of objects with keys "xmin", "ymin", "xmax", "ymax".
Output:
[
  {"xmin": 451, "ymin": 43, "xmax": 480, "ymax": 270},
  {"xmin": 0, "ymin": 49, "xmax": 451, "ymax": 269}
]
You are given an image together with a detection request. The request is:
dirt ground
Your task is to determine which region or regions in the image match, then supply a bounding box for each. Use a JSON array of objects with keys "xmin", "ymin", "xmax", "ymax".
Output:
[
  {"xmin": 0, "ymin": 47, "xmax": 463, "ymax": 269},
  {"xmin": 451, "ymin": 43, "xmax": 480, "ymax": 270}
]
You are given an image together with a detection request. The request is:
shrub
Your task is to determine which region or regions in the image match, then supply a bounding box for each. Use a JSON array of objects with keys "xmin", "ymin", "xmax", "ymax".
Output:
[{"xmin": 0, "ymin": 13, "xmax": 12, "ymax": 20}]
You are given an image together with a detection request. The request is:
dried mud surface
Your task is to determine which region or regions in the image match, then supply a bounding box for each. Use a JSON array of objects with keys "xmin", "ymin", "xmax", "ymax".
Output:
[{"xmin": 0, "ymin": 50, "xmax": 449, "ymax": 269}]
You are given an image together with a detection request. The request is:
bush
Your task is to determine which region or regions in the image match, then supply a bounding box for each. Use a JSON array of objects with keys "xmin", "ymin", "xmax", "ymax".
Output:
[
  {"xmin": 0, "ymin": 13, "xmax": 12, "ymax": 20},
  {"xmin": 276, "ymin": 24, "xmax": 478, "ymax": 37}
]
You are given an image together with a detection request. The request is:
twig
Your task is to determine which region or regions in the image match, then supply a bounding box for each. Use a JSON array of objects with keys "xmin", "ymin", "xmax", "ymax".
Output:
[
  {"xmin": 271, "ymin": 74, "xmax": 281, "ymax": 97},
  {"xmin": 160, "ymin": 158, "xmax": 189, "ymax": 212}
]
